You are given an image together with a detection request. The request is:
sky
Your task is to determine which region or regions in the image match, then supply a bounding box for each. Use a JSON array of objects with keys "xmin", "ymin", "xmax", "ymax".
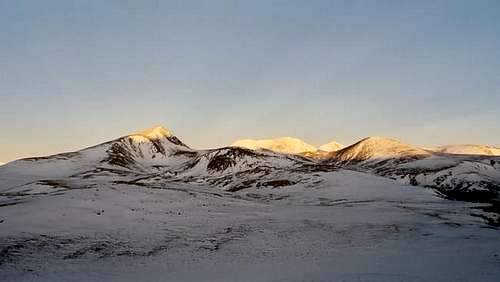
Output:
[{"xmin": 1, "ymin": 0, "xmax": 500, "ymax": 163}]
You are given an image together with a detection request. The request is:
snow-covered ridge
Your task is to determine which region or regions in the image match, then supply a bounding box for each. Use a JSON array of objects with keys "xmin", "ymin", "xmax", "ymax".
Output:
[{"xmin": 433, "ymin": 144, "xmax": 500, "ymax": 156}]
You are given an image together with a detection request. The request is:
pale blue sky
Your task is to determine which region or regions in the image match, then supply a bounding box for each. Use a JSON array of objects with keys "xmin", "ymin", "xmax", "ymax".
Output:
[{"xmin": 1, "ymin": 0, "xmax": 500, "ymax": 162}]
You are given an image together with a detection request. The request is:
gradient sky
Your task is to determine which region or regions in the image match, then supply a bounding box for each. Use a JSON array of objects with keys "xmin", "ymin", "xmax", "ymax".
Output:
[{"xmin": 1, "ymin": 0, "xmax": 500, "ymax": 163}]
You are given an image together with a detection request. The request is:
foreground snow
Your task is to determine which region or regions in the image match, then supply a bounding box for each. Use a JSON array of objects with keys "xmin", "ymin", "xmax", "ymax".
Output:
[{"xmin": 1, "ymin": 170, "xmax": 499, "ymax": 281}]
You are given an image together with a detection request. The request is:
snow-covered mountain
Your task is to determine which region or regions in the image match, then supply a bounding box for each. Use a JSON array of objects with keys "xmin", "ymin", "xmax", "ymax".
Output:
[
  {"xmin": 0, "ymin": 126, "xmax": 192, "ymax": 188},
  {"xmin": 433, "ymin": 144, "xmax": 500, "ymax": 156},
  {"xmin": 318, "ymin": 141, "xmax": 344, "ymax": 152},
  {"xmin": 330, "ymin": 136, "xmax": 430, "ymax": 164},
  {"xmin": 1, "ymin": 127, "xmax": 499, "ymax": 203},
  {"xmin": 230, "ymin": 137, "xmax": 317, "ymax": 154},
  {"xmin": 0, "ymin": 127, "xmax": 325, "ymax": 195},
  {"xmin": 325, "ymin": 137, "xmax": 500, "ymax": 201}
]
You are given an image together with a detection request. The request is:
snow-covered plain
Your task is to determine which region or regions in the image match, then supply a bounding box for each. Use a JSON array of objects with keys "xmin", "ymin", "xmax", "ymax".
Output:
[
  {"xmin": 1, "ymin": 127, "xmax": 500, "ymax": 281},
  {"xmin": 1, "ymin": 170, "xmax": 500, "ymax": 281}
]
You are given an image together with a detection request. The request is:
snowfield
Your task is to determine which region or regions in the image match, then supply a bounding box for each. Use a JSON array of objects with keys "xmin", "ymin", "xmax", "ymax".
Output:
[
  {"xmin": 1, "ymin": 127, "xmax": 500, "ymax": 281},
  {"xmin": 1, "ymin": 171, "xmax": 500, "ymax": 281}
]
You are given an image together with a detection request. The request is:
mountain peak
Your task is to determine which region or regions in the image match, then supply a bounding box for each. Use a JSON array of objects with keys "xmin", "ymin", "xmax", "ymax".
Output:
[
  {"xmin": 333, "ymin": 136, "xmax": 430, "ymax": 163},
  {"xmin": 130, "ymin": 126, "xmax": 173, "ymax": 140},
  {"xmin": 318, "ymin": 141, "xmax": 344, "ymax": 152},
  {"xmin": 354, "ymin": 136, "xmax": 427, "ymax": 152}
]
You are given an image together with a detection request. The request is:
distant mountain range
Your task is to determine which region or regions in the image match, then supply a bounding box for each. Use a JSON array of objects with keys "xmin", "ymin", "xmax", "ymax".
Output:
[
  {"xmin": 1, "ymin": 126, "xmax": 499, "ymax": 202},
  {"xmin": 231, "ymin": 137, "xmax": 343, "ymax": 154},
  {"xmin": 231, "ymin": 136, "xmax": 500, "ymax": 157},
  {"xmin": 433, "ymin": 144, "xmax": 500, "ymax": 156}
]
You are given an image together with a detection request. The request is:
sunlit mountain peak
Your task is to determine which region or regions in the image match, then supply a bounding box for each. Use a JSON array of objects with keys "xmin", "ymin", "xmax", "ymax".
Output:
[
  {"xmin": 318, "ymin": 141, "xmax": 344, "ymax": 152},
  {"xmin": 129, "ymin": 126, "xmax": 173, "ymax": 141}
]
